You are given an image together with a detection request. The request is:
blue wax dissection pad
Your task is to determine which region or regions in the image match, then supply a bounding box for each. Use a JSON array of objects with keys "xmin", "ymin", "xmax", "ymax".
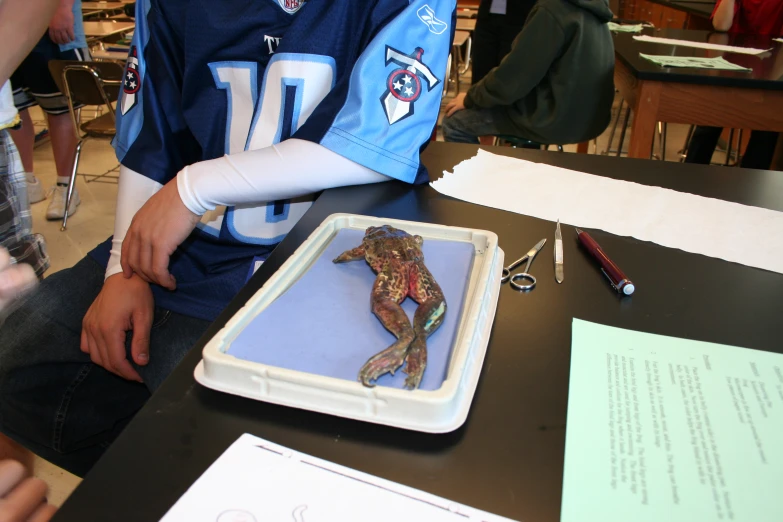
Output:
[{"xmin": 227, "ymin": 228, "xmax": 475, "ymax": 390}]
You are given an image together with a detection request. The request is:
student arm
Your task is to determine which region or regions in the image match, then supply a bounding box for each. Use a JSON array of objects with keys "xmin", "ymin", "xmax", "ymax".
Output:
[
  {"xmin": 119, "ymin": 140, "xmax": 389, "ymax": 288},
  {"xmin": 712, "ymin": 0, "xmax": 736, "ymax": 32},
  {"xmin": 0, "ymin": 0, "xmax": 60, "ymax": 84}
]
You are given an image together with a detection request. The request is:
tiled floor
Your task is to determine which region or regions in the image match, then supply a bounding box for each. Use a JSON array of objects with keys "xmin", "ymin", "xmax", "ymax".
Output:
[{"xmin": 19, "ymin": 65, "xmax": 740, "ymax": 509}]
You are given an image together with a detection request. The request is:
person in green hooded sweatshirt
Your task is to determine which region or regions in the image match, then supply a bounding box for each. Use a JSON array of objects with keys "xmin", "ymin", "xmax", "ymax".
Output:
[{"xmin": 442, "ymin": 0, "xmax": 615, "ymax": 146}]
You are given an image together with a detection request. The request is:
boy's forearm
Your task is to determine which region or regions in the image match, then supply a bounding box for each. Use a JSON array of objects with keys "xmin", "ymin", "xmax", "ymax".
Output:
[
  {"xmin": 712, "ymin": 0, "xmax": 735, "ymax": 32},
  {"xmin": 0, "ymin": 0, "xmax": 59, "ymax": 83}
]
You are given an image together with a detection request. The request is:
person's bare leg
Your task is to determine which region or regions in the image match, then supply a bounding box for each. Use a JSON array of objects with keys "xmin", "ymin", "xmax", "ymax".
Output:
[
  {"xmin": 0, "ymin": 434, "xmax": 33, "ymax": 473},
  {"xmin": 47, "ymin": 112, "xmax": 78, "ymax": 181},
  {"xmin": 8, "ymin": 109, "xmax": 34, "ymax": 174}
]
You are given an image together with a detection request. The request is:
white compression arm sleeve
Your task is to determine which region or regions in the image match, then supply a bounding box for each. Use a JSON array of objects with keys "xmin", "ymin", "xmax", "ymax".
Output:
[
  {"xmin": 177, "ymin": 139, "xmax": 391, "ymax": 215},
  {"xmin": 106, "ymin": 165, "xmax": 163, "ymax": 279}
]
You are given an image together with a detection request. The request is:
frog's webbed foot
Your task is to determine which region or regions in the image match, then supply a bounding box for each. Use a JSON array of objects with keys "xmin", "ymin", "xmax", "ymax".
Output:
[
  {"xmin": 358, "ymin": 340, "xmax": 412, "ymax": 387},
  {"xmin": 333, "ymin": 245, "xmax": 365, "ymax": 263}
]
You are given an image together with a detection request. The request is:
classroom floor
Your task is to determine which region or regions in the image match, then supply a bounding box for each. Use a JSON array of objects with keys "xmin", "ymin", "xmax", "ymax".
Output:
[{"xmin": 21, "ymin": 69, "xmax": 734, "ymax": 508}]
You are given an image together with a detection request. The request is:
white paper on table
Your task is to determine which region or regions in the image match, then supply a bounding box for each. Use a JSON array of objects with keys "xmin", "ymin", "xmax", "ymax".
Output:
[
  {"xmin": 633, "ymin": 34, "xmax": 772, "ymax": 55},
  {"xmin": 429, "ymin": 150, "xmax": 783, "ymax": 274},
  {"xmin": 160, "ymin": 433, "xmax": 516, "ymax": 522}
]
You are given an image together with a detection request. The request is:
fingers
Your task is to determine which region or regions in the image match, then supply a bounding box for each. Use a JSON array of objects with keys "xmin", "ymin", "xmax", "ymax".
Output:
[
  {"xmin": 152, "ymin": 248, "xmax": 176, "ymax": 290},
  {"xmin": 120, "ymin": 236, "xmax": 133, "ymax": 279},
  {"xmin": 66, "ymin": 26, "xmax": 75, "ymax": 43},
  {"xmin": 130, "ymin": 306, "xmax": 153, "ymax": 366},
  {"xmin": 1, "ymin": 475, "xmax": 49, "ymax": 522},
  {"xmin": 0, "ymin": 460, "xmax": 27, "ymax": 497},
  {"xmin": 83, "ymin": 313, "xmax": 142, "ymax": 382},
  {"xmin": 101, "ymin": 327, "xmax": 143, "ymax": 383},
  {"xmin": 28, "ymin": 503, "xmax": 57, "ymax": 522},
  {"xmin": 121, "ymin": 231, "xmax": 175, "ymax": 289}
]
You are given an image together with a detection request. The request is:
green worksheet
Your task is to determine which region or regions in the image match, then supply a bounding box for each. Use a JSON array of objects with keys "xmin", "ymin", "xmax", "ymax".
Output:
[{"xmin": 561, "ymin": 319, "xmax": 783, "ymax": 522}]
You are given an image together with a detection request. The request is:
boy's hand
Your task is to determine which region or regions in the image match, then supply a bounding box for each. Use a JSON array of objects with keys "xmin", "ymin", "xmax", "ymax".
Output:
[
  {"xmin": 81, "ymin": 273, "xmax": 154, "ymax": 382},
  {"xmin": 120, "ymin": 179, "xmax": 200, "ymax": 291},
  {"xmin": 445, "ymin": 92, "xmax": 467, "ymax": 117},
  {"xmin": 0, "ymin": 460, "xmax": 57, "ymax": 522},
  {"xmin": 48, "ymin": 4, "xmax": 75, "ymax": 45}
]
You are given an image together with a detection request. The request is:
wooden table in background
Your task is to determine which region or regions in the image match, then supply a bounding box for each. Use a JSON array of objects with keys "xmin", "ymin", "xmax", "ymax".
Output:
[
  {"xmin": 83, "ymin": 20, "xmax": 135, "ymax": 42},
  {"xmin": 613, "ymin": 29, "xmax": 783, "ymax": 158},
  {"xmin": 456, "ymin": 18, "xmax": 476, "ymax": 32},
  {"xmin": 81, "ymin": 1, "xmax": 124, "ymax": 9}
]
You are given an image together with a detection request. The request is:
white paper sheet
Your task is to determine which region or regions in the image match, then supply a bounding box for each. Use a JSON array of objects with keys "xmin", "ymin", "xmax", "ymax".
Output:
[
  {"xmin": 430, "ymin": 150, "xmax": 783, "ymax": 274},
  {"xmin": 633, "ymin": 34, "xmax": 772, "ymax": 55},
  {"xmin": 160, "ymin": 434, "xmax": 516, "ymax": 522}
]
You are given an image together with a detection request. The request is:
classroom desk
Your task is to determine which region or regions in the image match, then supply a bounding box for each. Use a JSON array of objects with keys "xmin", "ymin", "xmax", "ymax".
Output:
[
  {"xmin": 81, "ymin": 1, "xmax": 124, "ymax": 9},
  {"xmin": 613, "ymin": 29, "xmax": 783, "ymax": 158},
  {"xmin": 82, "ymin": 20, "xmax": 134, "ymax": 39},
  {"xmin": 456, "ymin": 17, "xmax": 476, "ymax": 31},
  {"xmin": 50, "ymin": 143, "xmax": 783, "ymax": 521}
]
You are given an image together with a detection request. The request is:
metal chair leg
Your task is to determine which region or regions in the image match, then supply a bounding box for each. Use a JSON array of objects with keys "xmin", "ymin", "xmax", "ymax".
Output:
[
  {"xmin": 735, "ymin": 129, "xmax": 744, "ymax": 167},
  {"xmin": 443, "ymin": 52, "xmax": 452, "ymax": 96},
  {"xmin": 616, "ymin": 107, "xmax": 632, "ymax": 158},
  {"xmin": 458, "ymin": 36, "xmax": 472, "ymax": 75},
  {"xmin": 661, "ymin": 122, "xmax": 667, "ymax": 160},
  {"xmin": 723, "ymin": 129, "xmax": 735, "ymax": 166},
  {"xmin": 679, "ymin": 124, "xmax": 695, "ymax": 162},
  {"xmin": 61, "ymin": 139, "xmax": 83, "ymax": 231},
  {"xmin": 602, "ymin": 97, "xmax": 624, "ymax": 155}
]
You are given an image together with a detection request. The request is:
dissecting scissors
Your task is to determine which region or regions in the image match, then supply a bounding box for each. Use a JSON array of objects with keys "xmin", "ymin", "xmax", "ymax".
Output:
[{"xmin": 501, "ymin": 238, "xmax": 547, "ymax": 291}]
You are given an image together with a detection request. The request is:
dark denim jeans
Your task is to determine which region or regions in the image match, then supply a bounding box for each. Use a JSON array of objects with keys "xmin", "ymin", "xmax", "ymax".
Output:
[
  {"xmin": 0, "ymin": 256, "xmax": 210, "ymax": 476},
  {"xmin": 441, "ymin": 107, "xmax": 506, "ymax": 144}
]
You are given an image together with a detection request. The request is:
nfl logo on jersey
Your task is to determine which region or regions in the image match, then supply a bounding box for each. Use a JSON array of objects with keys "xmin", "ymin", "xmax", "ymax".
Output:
[{"xmin": 277, "ymin": 0, "xmax": 305, "ymax": 14}]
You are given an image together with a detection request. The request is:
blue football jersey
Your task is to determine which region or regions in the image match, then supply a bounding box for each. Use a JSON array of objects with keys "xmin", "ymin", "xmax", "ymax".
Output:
[{"xmin": 90, "ymin": 0, "xmax": 456, "ymax": 321}]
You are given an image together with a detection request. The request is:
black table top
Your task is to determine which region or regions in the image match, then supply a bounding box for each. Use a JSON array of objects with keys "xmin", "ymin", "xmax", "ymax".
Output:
[
  {"xmin": 52, "ymin": 143, "xmax": 783, "ymax": 522},
  {"xmin": 614, "ymin": 28, "xmax": 783, "ymax": 89}
]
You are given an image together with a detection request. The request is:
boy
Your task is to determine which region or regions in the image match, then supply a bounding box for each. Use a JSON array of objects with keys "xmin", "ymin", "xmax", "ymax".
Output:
[
  {"xmin": 442, "ymin": 0, "xmax": 614, "ymax": 146},
  {"xmin": 0, "ymin": 0, "xmax": 455, "ymax": 477}
]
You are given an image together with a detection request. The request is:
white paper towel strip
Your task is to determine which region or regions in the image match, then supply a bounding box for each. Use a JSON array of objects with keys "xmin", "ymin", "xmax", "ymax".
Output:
[
  {"xmin": 430, "ymin": 150, "xmax": 783, "ymax": 274},
  {"xmin": 633, "ymin": 34, "xmax": 772, "ymax": 55}
]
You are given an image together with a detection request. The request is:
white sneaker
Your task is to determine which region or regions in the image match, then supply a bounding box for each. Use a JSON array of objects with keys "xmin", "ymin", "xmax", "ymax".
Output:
[
  {"xmin": 27, "ymin": 176, "xmax": 46, "ymax": 204},
  {"xmin": 45, "ymin": 184, "xmax": 81, "ymax": 220}
]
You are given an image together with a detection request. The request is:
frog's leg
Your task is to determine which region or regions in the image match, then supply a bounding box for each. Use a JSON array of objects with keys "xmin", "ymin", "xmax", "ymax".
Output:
[
  {"xmin": 358, "ymin": 260, "xmax": 414, "ymax": 387},
  {"xmin": 404, "ymin": 262, "xmax": 447, "ymax": 390},
  {"xmin": 333, "ymin": 245, "xmax": 365, "ymax": 263}
]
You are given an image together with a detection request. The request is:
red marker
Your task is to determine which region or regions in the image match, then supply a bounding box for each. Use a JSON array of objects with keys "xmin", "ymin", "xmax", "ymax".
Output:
[{"xmin": 575, "ymin": 228, "xmax": 635, "ymax": 296}]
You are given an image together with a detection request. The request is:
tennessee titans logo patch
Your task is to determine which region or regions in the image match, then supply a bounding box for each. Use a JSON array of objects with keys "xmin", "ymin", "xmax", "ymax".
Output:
[
  {"xmin": 276, "ymin": 0, "xmax": 305, "ymax": 14},
  {"xmin": 380, "ymin": 46, "xmax": 440, "ymax": 125},
  {"xmin": 121, "ymin": 46, "xmax": 140, "ymax": 115}
]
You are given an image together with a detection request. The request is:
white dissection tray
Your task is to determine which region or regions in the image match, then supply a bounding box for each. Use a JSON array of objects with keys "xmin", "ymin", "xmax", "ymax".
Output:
[{"xmin": 195, "ymin": 213, "xmax": 503, "ymax": 433}]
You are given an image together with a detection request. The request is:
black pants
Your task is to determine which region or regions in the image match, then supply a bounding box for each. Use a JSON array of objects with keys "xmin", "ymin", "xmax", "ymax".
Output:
[
  {"xmin": 685, "ymin": 126, "xmax": 779, "ymax": 170},
  {"xmin": 471, "ymin": 13, "xmax": 526, "ymax": 85}
]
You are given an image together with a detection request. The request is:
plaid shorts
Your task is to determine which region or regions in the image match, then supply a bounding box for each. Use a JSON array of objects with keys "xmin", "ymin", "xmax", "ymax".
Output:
[{"xmin": 0, "ymin": 130, "xmax": 49, "ymax": 278}]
